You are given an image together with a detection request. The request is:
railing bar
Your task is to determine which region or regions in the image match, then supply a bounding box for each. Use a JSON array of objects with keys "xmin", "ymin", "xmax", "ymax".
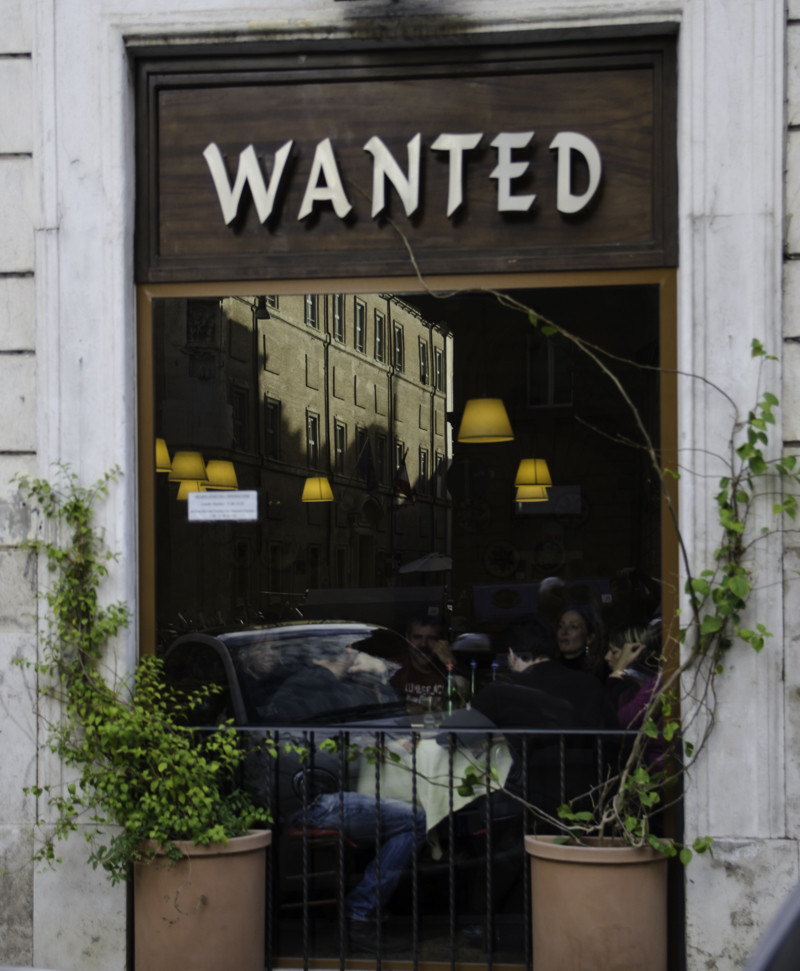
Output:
[
  {"xmin": 301, "ymin": 730, "xmax": 311, "ymax": 971},
  {"xmin": 485, "ymin": 731, "xmax": 494, "ymax": 970},
  {"xmin": 448, "ymin": 732, "xmax": 456, "ymax": 971},
  {"xmin": 374, "ymin": 730, "xmax": 383, "ymax": 969},
  {"xmin": 338, "ymin": 730, "xmax": 347, "ymax": 971},
  {"xmin": 411, "ymin": 730, "xmax": 420, "ymax": 971},
  {"xmin": 521, "ymin": 731, "xmax": 532, "ymax": 971}
]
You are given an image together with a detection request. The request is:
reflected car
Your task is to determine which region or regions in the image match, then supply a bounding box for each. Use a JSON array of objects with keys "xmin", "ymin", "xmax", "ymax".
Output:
[{"xmin": 162, "ymin": 621, "xmax": 414, "ymax": 815}]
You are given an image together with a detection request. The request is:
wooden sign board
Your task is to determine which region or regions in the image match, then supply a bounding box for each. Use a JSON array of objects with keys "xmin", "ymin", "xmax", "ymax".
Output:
[{"xmin": 135, "ymin": 36, "xmax": 676, "ymax": 282}]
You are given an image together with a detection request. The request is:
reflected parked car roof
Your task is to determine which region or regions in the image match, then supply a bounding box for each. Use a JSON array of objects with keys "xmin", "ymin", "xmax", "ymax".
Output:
[{"xmin": 163, "ymin": 621, "xmax": 411, "ymax": 728}]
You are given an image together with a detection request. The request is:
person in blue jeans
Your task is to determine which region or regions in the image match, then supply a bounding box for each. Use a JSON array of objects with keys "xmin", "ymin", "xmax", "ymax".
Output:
[
  {"xmin": 275, "ymin": 638, "xmax": 427, "ymax": 949},
  {"xmin": 293, "ymin": 790, "xmax": 427, "ymax": 945}
]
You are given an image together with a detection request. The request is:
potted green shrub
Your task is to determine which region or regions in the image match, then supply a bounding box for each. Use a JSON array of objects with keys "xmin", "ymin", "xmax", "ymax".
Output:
[{"xmin": 17, "ymin": 468, "xmax": 272, "ymax": 971}]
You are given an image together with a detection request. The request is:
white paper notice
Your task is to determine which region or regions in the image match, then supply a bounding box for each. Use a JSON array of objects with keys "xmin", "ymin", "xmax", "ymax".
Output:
[{"xmin": 187, "ymin": 491, "xmax": 259, "ymax": 522}]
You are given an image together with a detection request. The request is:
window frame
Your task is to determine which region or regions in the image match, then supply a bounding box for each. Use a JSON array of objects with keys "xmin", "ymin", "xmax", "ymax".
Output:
[{"xmin": 354, "ymin": 298, "xmax": 366, "ymax": 352}]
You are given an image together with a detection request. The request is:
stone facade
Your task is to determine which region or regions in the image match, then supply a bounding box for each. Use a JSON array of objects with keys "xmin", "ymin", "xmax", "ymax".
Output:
[{"xmin": 0, "ymin": 1, "xmax": 794, "ymax": 969}]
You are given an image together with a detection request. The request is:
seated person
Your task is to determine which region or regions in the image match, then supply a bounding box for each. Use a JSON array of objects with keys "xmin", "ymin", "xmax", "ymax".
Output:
[
  {"xmin": 391, "ymin": 616, "xmax": 467, "ymax": 714},
  {"xmin": 604, "ymin": 623, "xmax": 664, "ymax": 769},
  {"xmin": 272, "ymin": 639, "xmax": 425, "ymax": 950},
  {"xmin": 292, "ymin": 790, "xmax": 427, "ymax": 950},
  {"xmin": 475, "ymin": 619, "xmax": 605, "ymax": 730}
]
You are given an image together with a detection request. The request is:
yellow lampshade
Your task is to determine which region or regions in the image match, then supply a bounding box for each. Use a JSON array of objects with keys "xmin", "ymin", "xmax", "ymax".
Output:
[
  {"xmin": 169, "ymin": 451, "xmax": 207, "ymax": 482},
  {"xmin": 301, "ymin": 476, "xmax": 334, "ymax": 502},
  {"xmin": 515, "ymin": 458, "xmax": 552, "ymax": 487},
  {"xmin": 457, "ymin": 398, "xmax": 514, "ymax": 443},
  {"xmin": 515, "ymin": 484, "xmax": 550, "ymax": 502},
  {"xmin": 205, "ymin": 460, "xmax": 238, "ymax": 490},
  {"xmin": 176, "ymin": 480, "xmax": 204, "ymax": 501},
  {"xmin": 155, "ymin": 438, "xmax": 172, "ymax": 473}
]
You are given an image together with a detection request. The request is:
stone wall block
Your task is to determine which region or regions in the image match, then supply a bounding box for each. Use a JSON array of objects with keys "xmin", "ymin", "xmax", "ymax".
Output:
[
  {"xmin": 784, "ymin": 260, "xmax": 800, "ymax": 341},
  {"xmin": 0, "ymin": 631, "xmax": 38, "ymax": 816},
  {"xmin": 0, "ymin": 825, "xmax": 34, "ymax": 965},
  {"xmin": 790, "ymin": 27, "xmax": 800, "ymax": 128},
  {"xmin": 0, "ymin": 454, "xmax": 37, "ymax": 546},
  {"xmin": 783, "ymin": 342, "xmax": 800, "ymax": 441},
  {"xmin": 786, "ymin": 132, "xmax": 800, "ymax": 256},
  {"xmin": 34, "ymin": 835, "xmax": 127, "ymax": 971},
  {"xmin": 0, "ymin": 275, "xmax": 34, "ymax": 350},
  {"xmin": 0, "ymin": 57, "xmax": 32, "ymax": 152},
  {"xmin": 0, "ymin": 0, "xmax": 31, "ymax": 53},
  {"xmin": 0, "ymin": 548, "xmax": 37, "ymax": 633},
  {"xmin": 0, "ymin": 353, "xmax": 35, "ymax": 452},
  {"xmin": 784, "ymin": 547, "xmax": 800, "ymax": 836},
  {"xmin": 0, "ymin": 158, "xmax": 33, "ymax": 270},
  {"xmin": 685, "ymin": 839, "xmax": 800, "ymax": 970}
]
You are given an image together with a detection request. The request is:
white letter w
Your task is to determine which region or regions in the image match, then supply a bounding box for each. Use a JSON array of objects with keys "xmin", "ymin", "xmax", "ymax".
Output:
[{"xmin": 203, "ymin": 141, "xmax": 294, "ymax": 225}]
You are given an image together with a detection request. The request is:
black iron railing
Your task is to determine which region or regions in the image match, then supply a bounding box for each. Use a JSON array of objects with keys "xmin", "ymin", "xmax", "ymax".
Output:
[{"xmin": 233, "ymin": 725, "xmax": 634, "ymax": 971}]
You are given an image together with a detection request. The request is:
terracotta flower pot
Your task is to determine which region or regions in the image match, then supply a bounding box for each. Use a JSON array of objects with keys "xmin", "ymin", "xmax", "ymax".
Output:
[
  {"xmin": 524, "ymin": 834, "xmax": 668, "ymax": 971},
  {"xmin": 133, "ymin": 829, "xmax": 271, "ymax": 971}
]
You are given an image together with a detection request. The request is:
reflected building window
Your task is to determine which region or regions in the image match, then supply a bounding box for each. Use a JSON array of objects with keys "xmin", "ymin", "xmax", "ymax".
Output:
[
  {"xmin": 435, "ymin": 450, "xmax": 446, "ymax": 498},
  {"xmin": 375, "ymin": 310, "xmax": 386, "ymax": 362},
  {"xmin": 231, "ymin": 385, "xmax": 249, "ymax": 450},
  {"xmin": 334, "ymin": 420, "xmax": 347, "ymax": 474},
  {"xmin": 394, "ymin": 323, "xmax": 405, "ymax": 371},
  {"xmin": 333, "ymin": 294, "xmax": 345, "ymax": 343},
  {"xmin": 305, "ymin": 294, "xmax": 318, "ymax": 329},
  {"xmin": 266, "ymin": 295, "xmax": 278, "ymax": 309},
  {"xmin": 419, "ymin": 339, "xmax": 429, "ymax": 384},
  {"xmin": 419, "ymin": 448, "xmax": 429, "ymax": 495},
  {"xmin": 435, "ymin": 347, "xmax": 445, "ymax": 392},
  {"xmin": 264, "ymin": 397, "xmax": 281, "ymax": 460},
  {"xmin": 307, "ymin": 412, "xmax": 320, "ymax": 468},
  {"xmin": 355, "ymin": 299, "xmax": 366, "ymax": 352}
]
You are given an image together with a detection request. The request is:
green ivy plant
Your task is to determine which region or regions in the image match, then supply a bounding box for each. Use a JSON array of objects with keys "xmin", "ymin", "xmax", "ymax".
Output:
[
  {"xmin": 487, "ymin": 294, "xmax": 792, "ymax": 860},
  {"xmin": 16, "ymin": 466, "xmax": 270, "ymax": 884}
]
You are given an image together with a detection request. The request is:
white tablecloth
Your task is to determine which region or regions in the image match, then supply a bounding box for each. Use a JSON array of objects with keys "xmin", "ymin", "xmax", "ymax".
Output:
[{"xmin": 355, "ymin": 734, "xmax": 513, "ymax": 832}]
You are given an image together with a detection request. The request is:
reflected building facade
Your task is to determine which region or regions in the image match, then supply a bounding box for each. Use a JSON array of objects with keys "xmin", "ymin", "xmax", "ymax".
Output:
[{"xmin": 154, "ymin": 293, "xmax": 453, "ymax": 631}]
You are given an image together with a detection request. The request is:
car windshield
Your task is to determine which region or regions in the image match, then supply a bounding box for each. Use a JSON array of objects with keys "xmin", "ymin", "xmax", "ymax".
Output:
[{"xmin": 226, "ymin": 624, "xmax": 408, "ymax": 726}]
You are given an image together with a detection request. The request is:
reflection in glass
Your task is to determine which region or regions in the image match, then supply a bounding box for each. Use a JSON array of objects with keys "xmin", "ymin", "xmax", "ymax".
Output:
[{"xmin": 153, "ymin": 286, "xmax": 660, "ymax": 646}]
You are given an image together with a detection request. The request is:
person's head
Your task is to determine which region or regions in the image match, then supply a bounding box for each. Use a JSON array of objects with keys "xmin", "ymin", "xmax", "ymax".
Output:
[
  {"xmin": 557, "ymin": 605, "xmax": 601, "ymax": 661},
  {"xmin": 238, "ymin": 638, "xmax": 281, "ymax": 678},
  {"xmin": 406, "ymin": 616, "xmax": 443, "ymax": 668},
  {"xmin": 508, "ymin": 616, "xmax": 558, "ymax": 669}
]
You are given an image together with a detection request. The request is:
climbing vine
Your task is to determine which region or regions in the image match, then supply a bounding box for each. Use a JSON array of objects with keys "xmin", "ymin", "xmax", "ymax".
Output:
[{"xmin": 16, "ymin": 466, "xmax": 271, "ymax": 884}]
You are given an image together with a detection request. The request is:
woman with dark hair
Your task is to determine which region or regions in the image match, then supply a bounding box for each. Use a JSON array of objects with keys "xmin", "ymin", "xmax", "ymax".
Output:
[{"xmin": 556, "ymin": 603, "xmax": 607, "ymax": 681}]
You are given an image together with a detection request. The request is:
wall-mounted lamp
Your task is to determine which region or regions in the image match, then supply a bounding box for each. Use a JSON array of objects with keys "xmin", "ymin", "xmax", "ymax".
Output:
[
  {"xmin": 169, "ymin": 451, "xmax": 207, "ymax": 483},
  {"xmin": 515, "ymin": 484, "xmax": 550, "ymax": 503},
  {"xmin": 155, "ymin": 438, "xmax": 172, "ymax": 473},
  {"xmin": 456, "ymin": 398, "xmax": 514, "ymax": 443},
  {"xmin": 205, "ymin": 460, "xmax": 238, "ymax": 490},
  {"xmin": 176, "ymin": 480, "xmax": 204, "ymax": 501},
  {"xmin": 301, "ymin": 476, "xmax": 334, "ymax": 502},
  {"xmin": 515, "ymin": 457, "xmax": 553, "ymax": 487}
]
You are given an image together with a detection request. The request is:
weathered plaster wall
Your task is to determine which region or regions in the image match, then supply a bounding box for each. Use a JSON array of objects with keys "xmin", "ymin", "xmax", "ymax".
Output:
[{"xmin": 0, "ymin": 0, "xmax": 791, "ymax": 968}]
